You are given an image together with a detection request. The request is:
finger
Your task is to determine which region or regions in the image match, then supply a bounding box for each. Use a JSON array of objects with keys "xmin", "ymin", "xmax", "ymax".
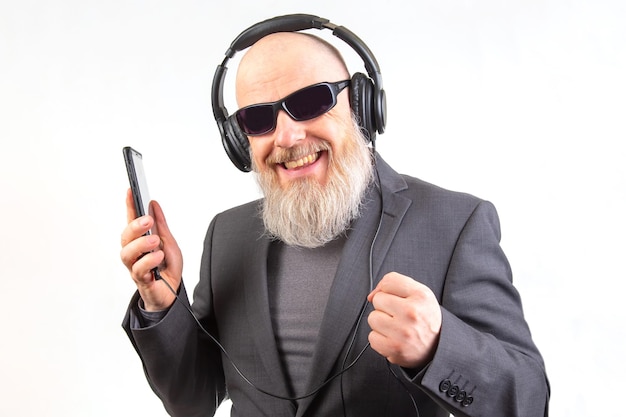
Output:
[
  {"xmin": 148, "ymin": 200, "xmax": 184, "ymax": 282},
  {"xmin": 151, "ymin": 201, "xmax": 171, "ymax": 241},
  {"xmin": 367, "ymin": 278, "xmax": 390, "ymax": 302},
  {"xmin": 131, "ymin": 249, "xmax": 166, "ymax": 285},
  {"xmin": 368, "ymin": 329, "xmax": 399, "ymax": 362},
  {"xmin": 367, "ymin": 309, "xmax": 394, "ymax": 335},
  {"xmin": 150, "ymin": 201, "xmax": 177, "ymax": 262},
  {"xmin": 120, "ymin": 233, "xmax": 161, "ymax": 269},
  {"xmin": 368, "ymin": 330, "xmax": 388, "ymax": 353},
  {"xmin": 369, "ymin": 290, "xmax": 407, "ymax": 318},
  {"xmin": 120, "ymin": 215, "xmax": 153, "ymax": 248},
  {"xmin": 125, "ymin": 188, "xmax": 138, "ymax": 224},
  {"xmin": 368, "ymin": 309, "xmax": 429, "ymax": 367},
  {"xmin": 369, "ymin": 272, "xmax": 425, "ymax": 300}
]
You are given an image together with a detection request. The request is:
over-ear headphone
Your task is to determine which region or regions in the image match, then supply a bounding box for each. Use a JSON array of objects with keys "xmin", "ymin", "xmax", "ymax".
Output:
[{"xmin": 211, "ymin": 14, "xmax": 387, "ymax": 172}]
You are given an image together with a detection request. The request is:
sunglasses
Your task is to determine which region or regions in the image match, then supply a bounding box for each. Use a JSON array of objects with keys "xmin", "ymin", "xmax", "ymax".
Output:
[{"xmin": 235, "ymin": 80, "xmax": 350, "ymax": 136}]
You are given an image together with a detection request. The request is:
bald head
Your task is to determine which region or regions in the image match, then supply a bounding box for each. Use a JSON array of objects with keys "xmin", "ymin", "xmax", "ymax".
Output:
[{"xmin": 235, "ymin": 32, "xmax": 350, "ymax": 108}]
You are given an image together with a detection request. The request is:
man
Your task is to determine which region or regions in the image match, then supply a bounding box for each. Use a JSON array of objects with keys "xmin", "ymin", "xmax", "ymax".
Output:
[{"xmin": 121, "ymin": 26, "xmax": 549, "ymax": 417}]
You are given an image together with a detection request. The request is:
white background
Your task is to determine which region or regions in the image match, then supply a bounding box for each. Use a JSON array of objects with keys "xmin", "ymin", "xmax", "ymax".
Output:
[{"xmin": 1, "ymin": 1, "xmax": 624, "ymax": 416}]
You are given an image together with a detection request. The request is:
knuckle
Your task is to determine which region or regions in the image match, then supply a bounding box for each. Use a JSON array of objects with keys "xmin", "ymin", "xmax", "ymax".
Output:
[
  {"xmin": 368, "ymin": 331, "xmax": 381, "ymax": 349},
  {"xmin": 120, "ymin": 247, "xmax": 135, "ymax": 268},
  {"xmin": 371, "ymin": 290, "xmax": 386, "ymax": 306},
  {"xmin": 367, "ymin": 313, "xmax": 376, "ymax": 329},
  {"xmin": 387, "ymin": 339, "xmax": 402, "ymax": 356},
  {"xmin": 405, "ymin": 306, "xmax": 420, "ymax": 322}
]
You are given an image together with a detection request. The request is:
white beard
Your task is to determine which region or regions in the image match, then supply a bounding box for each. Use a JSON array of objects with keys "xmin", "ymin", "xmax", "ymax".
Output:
[{"xmin": 253, "ymin": 118, "xmax": 374, "ymax": 248}]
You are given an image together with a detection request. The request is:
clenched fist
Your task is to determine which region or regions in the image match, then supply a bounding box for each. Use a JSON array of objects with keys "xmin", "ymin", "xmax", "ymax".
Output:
[{"xmin": 367, "ymin": 272, "xmax": 442, "ymax": 369}]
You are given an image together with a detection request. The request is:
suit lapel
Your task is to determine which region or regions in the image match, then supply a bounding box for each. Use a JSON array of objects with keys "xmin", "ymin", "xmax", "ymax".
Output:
[
  {"xmin": 297, "ymin": 156, "xmax": 411, "ymax": 415},
  {"xmin": 369, "ymin": 157, "xmax": 413, "ymax": 281}
]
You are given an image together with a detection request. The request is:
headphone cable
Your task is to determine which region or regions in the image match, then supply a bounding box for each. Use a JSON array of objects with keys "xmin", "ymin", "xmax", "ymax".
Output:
[{"xmin": 158, "ymin": 275, "xmax": 371, "ymax": 402}]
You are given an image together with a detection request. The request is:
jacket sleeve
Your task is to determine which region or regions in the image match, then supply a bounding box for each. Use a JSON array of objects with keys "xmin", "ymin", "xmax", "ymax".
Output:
[
  {"xmin": 121, "ymin": 218, "xmax": 227, "ymax": 417},
  {"xmin": 414, "ymin": 200, "xmax": 550, "ymax": 416}
]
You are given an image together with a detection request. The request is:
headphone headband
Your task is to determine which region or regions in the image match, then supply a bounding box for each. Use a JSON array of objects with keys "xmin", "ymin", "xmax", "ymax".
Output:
[
  {"xmin": 212, "ymin": 14, "xmax": 386, "ymax": 172},
  {"xmin": 226, "ymin": 14, "xmax": 331, "ymax": 57}
]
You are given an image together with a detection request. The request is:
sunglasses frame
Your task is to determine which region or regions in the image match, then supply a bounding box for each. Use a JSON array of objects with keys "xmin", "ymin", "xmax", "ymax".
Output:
[{"xmin": 235, "ymin": 79, "xmax": 350, "ymax": 136}]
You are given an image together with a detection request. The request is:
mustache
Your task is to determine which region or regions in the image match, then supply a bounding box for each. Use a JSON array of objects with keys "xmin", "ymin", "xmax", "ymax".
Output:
[{"xmin": 265, "ymin": 141, "xmax": 331, "ymax": 165}]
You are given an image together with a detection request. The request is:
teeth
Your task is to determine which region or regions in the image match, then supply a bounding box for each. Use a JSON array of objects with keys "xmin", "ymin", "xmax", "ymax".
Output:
[{"xmin": 284, "ymin": 153, "xmax": 318, "ymax": 170}]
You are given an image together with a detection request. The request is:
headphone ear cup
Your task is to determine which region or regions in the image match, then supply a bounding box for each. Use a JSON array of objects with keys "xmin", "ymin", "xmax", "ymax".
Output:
[
  {"xmin": 221, "ymin": 115, "xmax": 252, "ymax": 172},
  {"xmin": 349, "ymin": 72, "xmax": 376, "ymax": 143}
]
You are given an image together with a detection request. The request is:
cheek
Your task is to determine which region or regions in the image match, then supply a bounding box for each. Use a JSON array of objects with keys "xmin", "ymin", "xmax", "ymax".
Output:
[
  {"xmin": 322, "ymin": 121, "xmax": 350, "ymax": 156},
  {"xmin": 323, "ymin": 103, "xmax": 353, "ymax": 152},
  {"xmin": 249, "ymin": 137, "xmax": 271, "ymax": 169}
]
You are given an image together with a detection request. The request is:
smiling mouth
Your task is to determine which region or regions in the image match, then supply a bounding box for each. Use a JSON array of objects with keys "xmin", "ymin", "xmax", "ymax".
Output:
[{"xmin": 282, "ymin": 151, "xmax": 321, "ymax": 170}]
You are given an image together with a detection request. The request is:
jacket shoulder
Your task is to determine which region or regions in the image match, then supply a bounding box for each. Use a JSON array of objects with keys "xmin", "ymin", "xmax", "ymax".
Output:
[
  {"xmin": 401, "ymin": 174, "xmax": 484, "ymax": 208},
  {"xmin": 375, "ymin": 153, "xmax": 485, "ymax": 213}
]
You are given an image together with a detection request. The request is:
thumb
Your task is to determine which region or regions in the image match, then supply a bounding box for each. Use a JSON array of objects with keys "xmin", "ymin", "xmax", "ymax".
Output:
[
  {"xmin": 150, "ymin": 200, "xmax": 171, "ymax": 239},
  {"xmin": 150, "ymin": 200, "xmax": 182, "ymax": 271},
  {"xmin": 367, "ymin": 283, "xmax": 382, "ymax": 303}
]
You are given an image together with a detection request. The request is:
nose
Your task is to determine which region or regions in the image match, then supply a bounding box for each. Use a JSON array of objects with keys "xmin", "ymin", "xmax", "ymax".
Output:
[{"xmin": 273, "ymin": 110, "xmax": 305, "ymax": 149}]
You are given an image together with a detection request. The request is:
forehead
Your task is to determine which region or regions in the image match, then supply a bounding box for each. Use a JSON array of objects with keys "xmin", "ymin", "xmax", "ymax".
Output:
[{"xmin": 235, "ymin": 33, "xmax": 349, "ymax": 107}]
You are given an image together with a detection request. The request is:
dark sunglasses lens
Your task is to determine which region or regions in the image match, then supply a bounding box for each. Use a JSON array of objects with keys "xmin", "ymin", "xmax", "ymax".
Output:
[
  {"xmin": 285, "ymin": 84, "xmax": 334, "ymax": 121},
  {"xmin": 236, "ymin": 105, "xmax": 275, "ymax": 135}
]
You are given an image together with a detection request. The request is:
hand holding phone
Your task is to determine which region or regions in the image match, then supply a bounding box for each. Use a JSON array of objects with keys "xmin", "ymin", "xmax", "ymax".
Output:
[{"xmin": 120, "ymin": 147, "xmax": 183, "ymax": 309}]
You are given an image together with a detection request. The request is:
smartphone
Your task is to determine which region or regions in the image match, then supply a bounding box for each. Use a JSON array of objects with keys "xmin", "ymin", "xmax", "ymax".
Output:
[
  {"xmin": 123, "ymin": 146, "xmax": 161, "ymax": 278},
  {"xmin": 123, "ymin": 146, "xmax": 153, "ymax": 221}
]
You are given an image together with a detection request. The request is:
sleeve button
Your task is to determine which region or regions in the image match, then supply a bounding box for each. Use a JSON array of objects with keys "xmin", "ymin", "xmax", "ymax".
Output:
[
  {"xmin": 462, "ymin": 395, "xmax": 474, "ymax": 407},
  {"xmin": 454, "ymin": 390, "xmax": 467, "ymax": 403},
  {"xmin": 447, "ymin": 385, "xmax": 460, "ymax": 397},
  {"xmin": 439, "ymin": 379, "xmax": 452, "ymax": 393}
]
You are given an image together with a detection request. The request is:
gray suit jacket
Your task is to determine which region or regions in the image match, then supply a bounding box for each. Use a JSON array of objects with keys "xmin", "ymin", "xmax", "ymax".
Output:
[{"xmin": 123, "ymin": 154, "xmax": 549, "ymax": 417}]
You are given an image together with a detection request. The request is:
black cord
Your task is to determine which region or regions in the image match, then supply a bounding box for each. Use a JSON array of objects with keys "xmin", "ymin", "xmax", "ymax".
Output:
[
  {"xmin": 386, "ymin": 361, "xmax": 420, "ymax": 417},
  {"xmin": 159, "ymin": 275, "xmax": 371, "ymax": 401},
  {"xmin": 340, "ymin": 153, "xmax": 383, "ymax": 416},
  {"xmin": 339, "ymin": 151, "xmax": 420, "ymax": 417}
]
